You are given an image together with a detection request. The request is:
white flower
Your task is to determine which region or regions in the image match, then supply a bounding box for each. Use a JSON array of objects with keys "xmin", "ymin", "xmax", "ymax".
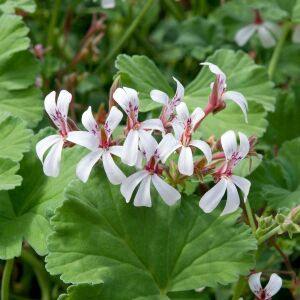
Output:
[
  {"xmin": 120, "ymin": 133, "xmax": 181, "ymax": 207},
  {"xmin": 67, "ymin": 106, "xmax": 125, "ymax": 185},
  {"xmin": 201, "ymin": 62, "xmax": 248, "ymax": 123},
  {"xmin": 170, "ymin": 102, "xmax": 212, "ymax": 176},
  {"xmin": 235, "ymin": 10, "xmax": 281, "ymax": 48},
  {"xmin": 292, "ymin": 24, "xmax": 300, "ymax": 43},
  {"xmin": 36, "ymin": 90, "xmax": 72, "ymax": 177},
  {"xmin": 248, "ymin": 272, "xmax": 282, "ymax": 300},
  {"xmin": 101, "ymin": 0, "xmax": 115, "ymax": 9},
  {"xmin": 113, "ymin": 87, "xmax": 165, "ymax": 166},
  {"xmin": 150, "ymin": 77, "xmax": 184, "ymax": 126},
  {"xmin": 199, "ymin": 130, "xmax": 251, "ymax": 216}
]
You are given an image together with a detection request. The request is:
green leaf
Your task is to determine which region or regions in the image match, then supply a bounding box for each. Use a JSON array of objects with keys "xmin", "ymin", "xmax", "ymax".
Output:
[
  {"xmin": 0, "ymin": 159, "xmax": 22, "ymax": 190},
  {"xmin": 115, "ymin": 50, "xmax": 273, "ymax": 138},
  {"xmin": 0, "ymin": 129, "xmax": 86, "ymax": 259},
  {"xmin": 185, "ymin": 49, "xmax": 275, "ymax": 112},
  {"xmin": 58, "ymin": 284, "xmax": 170, "ymax": 300},
  {"xmin": 263, "ymin": 90, "xmax": 300, "ymax": 147},
  {"xmin": 0, "ymin": 14, "xmax": 29, "ymax": 60},
  {"xmin": 0, "ymin": 0, "xmax": 36, "ymax": 13},
  {"xmin": 115, "ymin": 54, "xmax": 173, "ymax": 112},
  {"xmin": 46, "ymin": 169, "xmax": 256, "ymax": 299},
  {"xmin": 249, "ymin": 138, "xmax": 300, "ymax": 209},
  {"xmin": 0, "ymin": 14, "xmax": 42, "ymax": 126},
  {"xmin": 0, "ymin": 112, "xmax": 33, "ymax": 162},
  {"xmin": 292, "ymin": 0, "xmax": 300, "ymax": 22}
]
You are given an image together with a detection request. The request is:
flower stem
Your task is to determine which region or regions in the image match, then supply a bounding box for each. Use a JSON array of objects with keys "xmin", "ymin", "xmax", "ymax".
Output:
[
  {"xmin": 1, "ymin": 259, "xmax": 14, "ymax": 300},
  {"xmin": 21, "ymin": 249, "xmax": 51, "ymax": 300},
  {"xmin": 245, "ymin": 200, "xmax": 256, "ymax": 234},
  {"xmin": 98, "ymin": 0, "xmax": 154, "ymax": 69},
  {"xmin": 268, "ymin": 21, "xmax": 291, "ymax": 81},
  {"xmin": 231, "ymin": 276, "xmax": 246, "ymax": 300},
  {"xmin": 258, "ymin": 225, "xmax": 281, "ymax": 245},
  {"xmin": 47, "ymin": 0, "xmax": 62, "ymax": 49}
]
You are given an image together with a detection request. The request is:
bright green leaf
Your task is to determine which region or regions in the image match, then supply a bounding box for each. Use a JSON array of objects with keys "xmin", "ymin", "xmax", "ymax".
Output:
[
  {"xmin": 0, "ymin": 112, "xmax": 33, "ymax": 162},
  {"xmin": 46, "ymin": 169, "xmax": 256, "ymax": 299},
  {"xmin": 115, "ymin": 54, "xmax": 173, "ymax": 112},
  {"xmin": 0, "ymin": 0, "xmax": 36, "ymax": 14},
  {"xmin": 58, "ymin": 284, "xmax": 170, "ymax": 300},
  {"xmin": 0, "ymin": 129, "xmax": 86, "ymax": 259},
  {"xmin": 292, "ymin": 0, "xmax": 300, "ymax": 22},
  {"xmin": 0, "ymin": 14, "xmax": 42, "ymax": 126},
  {"xmin": 0, "ymin": 159, "xmax": 22, "ymax": 190},
  {"xmin": 115, "ymin": 50, "xmax": 273, "ymax": 138},
  {"xmin": 185, "ymin": 49, "xmax": 275, "ymax": 112},
  {"xmin": 249, "ymin": 138, "xmax": 300, "ymax": 209}
]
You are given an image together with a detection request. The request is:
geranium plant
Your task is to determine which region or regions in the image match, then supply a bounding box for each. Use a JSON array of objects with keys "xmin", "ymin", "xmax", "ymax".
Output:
[{"xmin": 1, "ymin": 0, "xmax": 300, "ymax": 300}]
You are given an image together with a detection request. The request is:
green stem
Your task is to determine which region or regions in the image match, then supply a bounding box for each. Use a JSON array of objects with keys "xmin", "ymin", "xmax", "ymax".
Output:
[
  {"xmin": 245, "ymin": 200, "xmax": 256, "ymax": 234},
  {"xmin": 98, "ymin": 0, "xmax": 154, "ymax": 69},
  {"xmin": 231, "ymin": 276, "xmax": 246, "ymax": 300},
  {"xmin": 21, "ymin": 249, "xmax": 51, "ymax": 300},
  {"xmin": 162, "ymin": 0, "xmax": 184, "ymax": 21},
  {"xmin": 258, "ymin": 225, "xmax": 281, "ymax": 245},
  {"xmin": 268, "ymin": 22, "xmax": 291, "ymax": 81},
  {"xmin": 1, "ymin": 259, "xmax": 14, "ymax": 300},
  {"xmin": 47, "ymin": 0, "xmax": 62, "ymax": 48}
]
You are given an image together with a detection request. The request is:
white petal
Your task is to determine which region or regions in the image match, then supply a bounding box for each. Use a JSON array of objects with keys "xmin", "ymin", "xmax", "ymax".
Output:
[
  {"xmin": 178, "ymin": 146, "xmax": 194, "ymax": 176},
  {"xmin": 138, "ymin": 130, "xmax": 158, "ymax": 161},
  {"xmin": 264, "ymin": 21, "xmax": 282, "ymax": 39},
  {"xmin": 150, "ymin": 89, "xmax": 169, "ymax": 105},
  {"xmin": 121, "ymin": 170, "xmax": 149, "ymax": 203},
  {"xmin": 221, "ymin": 180, "xmax": 240, "ymax": 216},
  {"xmin": 105, "ymin": 106, "xmax": 123, "ymax": 138},
  {"xmin": 170, "ymin": 77, "xmax": 184, "ymax": 107},
  {"xmin": 76, "ymin": 150, "xmax": 103, "ymax": 183},
  {"xmin": 191, "ymin": 107, "xmax": 205, "ymax": 130},
  {"xmin": 113, "ymin": 87, "xmax": 139, "ymax": 118},
  {"xmin": 258, "ymin": 25, "xmax": 276, "ymax": 48},
  {"xmin": 67, "ymin": 131, "xmax": 99, "ymax": 150},
  {"xmin": 238, "ymin": 132, "xmax": 250, "ymax": 159},
  {"xmin": 43, "ymin": 139, "xmax": 64, "ymax": 177},
  {"xmin": 102, "ymin": 151, "xmax": 125, "ymax": 185},
  {"xmin": 221, "ymin": 130, "xmax": 237, "ymax": 160},
  {"xmin": 109, "ymin": 145, "xmax": 123, "ymax": 157},
  {"xmin": 36, "ymin": 134, "xmax": 61, "ymax": 162},
  {"xmin": 81, "ymin": 106, "xmax": 99, "ymax": 134},
  {"xmin": 231, "ymin": 175, "xmax": 251, "ymax": 201},
  {"xmin": 199, "ymin": 178, "xmax": 227, "ymax": 213},
  {"xmin": 133, "ymin": 175, "xmax": 152, "ymax": 207},
  {"xmin": 176, "ymin": 102, "xmax": 190, "ymax": 123},
  {"xmin": 190, "ymin": 140, "xmax": 212, "ymax": 163},
  {"xmin": 234, "ymin": 24, "xmax": 256, "ymax": 46},
  {"xmin": 44, "ymin": 91, "xmax": 57, "ymax": 121},
  {"xmin": 264, "ymin": 273, "xmax": 282, "ymax": 298},
  {"xmin": 171, "ymin": 119, "xmax": 184, "ymax": 140},
  {"xmin": 292, "ymin": 24, "xmax": 300, "ymax": 43},
  {"xmin": 152, "ymin": 174, "xmax": 181, "ymax": 205},
  {"xmin": 101, "ymin": 0, "xmax": 115, "ymax": 8},
  {"xmin": 57, "ymin": 90, "xmax": 72, "ymax": 118},
  {"xmin": 156, "ymin": 133, "xmax": 181, "ymax": 163},
  {"xmin": 248, "ymin": 272, "xmax": 263, "ymax": 297},
  {"xmin": 122, "ymin": 129, "xmax": 139, "ymax": 166},
  {"xmin": 200, "ymin": 62, "xmax": 226, "ymax": 80},
  {"xmin": 141, "ymin": 119, "xmax": 164, "ymax": 132},
  {"xmin": 222, "ymin": 91, "xmax": 248, "ymax": 123}
]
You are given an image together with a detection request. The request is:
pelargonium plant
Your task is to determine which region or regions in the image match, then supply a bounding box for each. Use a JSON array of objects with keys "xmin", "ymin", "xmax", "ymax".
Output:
[{"xmin": 2, "ymin": 1, "xmax": 300, "ymax": 300}]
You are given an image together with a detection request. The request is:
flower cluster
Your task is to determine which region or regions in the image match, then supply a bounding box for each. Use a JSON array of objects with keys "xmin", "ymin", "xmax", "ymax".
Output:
[{"xmin": 36, "ymin": 62, "xmax": 253, "ymax": 216}]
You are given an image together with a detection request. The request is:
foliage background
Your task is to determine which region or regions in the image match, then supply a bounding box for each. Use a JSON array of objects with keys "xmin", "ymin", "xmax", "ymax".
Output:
[{"xmin": 0, "ymin": 0, "xmax": 300, "ymax": 299}]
